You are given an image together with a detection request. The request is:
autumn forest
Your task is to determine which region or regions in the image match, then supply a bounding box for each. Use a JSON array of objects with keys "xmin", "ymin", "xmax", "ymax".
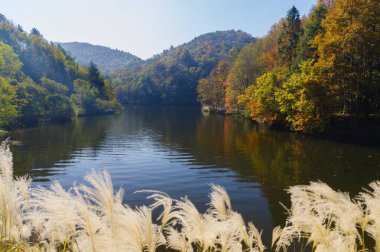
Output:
[
  {"xmin": 0, "ymin": 0, "xmax": 380, "ymax": 251},
  {"xmin": 0, "ymin": 0, "xmax": 379, "ymax": 134}
]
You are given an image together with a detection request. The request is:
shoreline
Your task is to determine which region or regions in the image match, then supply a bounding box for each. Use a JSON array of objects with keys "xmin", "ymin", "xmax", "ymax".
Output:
[
  {"xmin": 0, "ymin": 110, "xmax": 119, "ymax": 138},
  {"xmin": 203, "ymin": 106, "xmax": 380, "ymax": 146}
]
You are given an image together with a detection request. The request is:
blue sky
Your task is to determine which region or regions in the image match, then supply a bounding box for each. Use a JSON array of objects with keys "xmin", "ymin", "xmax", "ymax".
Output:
[{"xmin": 0, "ymin": 1, "xmax": 315, "ymax": 59}]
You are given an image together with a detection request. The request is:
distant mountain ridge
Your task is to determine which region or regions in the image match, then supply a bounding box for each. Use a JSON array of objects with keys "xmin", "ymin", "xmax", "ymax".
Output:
[{"xmin": 56, "ymin": 42, "xmax": 140, "ymax": 74}]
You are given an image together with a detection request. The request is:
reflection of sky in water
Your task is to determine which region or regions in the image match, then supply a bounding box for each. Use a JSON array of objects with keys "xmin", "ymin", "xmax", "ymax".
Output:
[{"xmin": 9, "ymin": 106, "xmax": 380, "ymax": 246}]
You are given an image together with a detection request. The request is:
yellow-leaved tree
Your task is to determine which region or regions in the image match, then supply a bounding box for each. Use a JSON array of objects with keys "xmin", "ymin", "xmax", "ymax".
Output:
[{"xmin": 312, "ymin": 0, "xmax": 380, "ymax": 115}]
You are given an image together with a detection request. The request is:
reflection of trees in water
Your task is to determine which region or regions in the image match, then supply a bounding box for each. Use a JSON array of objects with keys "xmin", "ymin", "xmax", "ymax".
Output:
[
  {"xmin": 198, "ymin": 116, "xmax": 380, "ymax": 225},
  {"xmin": 6, "ymin": 106, "xmax": 380, "ymax": 227},
  {"xmin": 9, "ymin": 115, "xmax": 115, "ymax": 179},
  {"xmin": 124, "ymin": 107, "xmax": 380, "ymax": 226}
]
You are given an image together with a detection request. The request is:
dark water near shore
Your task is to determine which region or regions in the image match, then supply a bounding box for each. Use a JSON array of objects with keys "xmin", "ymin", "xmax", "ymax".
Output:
[{"xmin": 7, "ymin": 106, "xmax": 380, "ymax": 245}]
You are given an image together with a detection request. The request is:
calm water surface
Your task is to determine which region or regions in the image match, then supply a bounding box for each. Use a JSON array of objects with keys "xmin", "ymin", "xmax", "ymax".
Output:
[{"xmin": 7, "ymin": 106, "xmax": 380, "ymax": 245}]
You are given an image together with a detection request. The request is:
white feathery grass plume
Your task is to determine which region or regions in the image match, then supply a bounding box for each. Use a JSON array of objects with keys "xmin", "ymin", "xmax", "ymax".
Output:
[
  {"xmin": 212, "ymin": 218, "xmax": 243, "ymax": 252},
  {"xmin": 79, "ymin": 169, "xmax": 124, "ymax": 217},
  {"xmin": 0, "ymin": 138, "xmax": 13, "ymax": 182},
  {"xmin": 359, "ymin": 181, "xmax": 380, "ymax": 252},
  {"xmin": 78, "ymin": 170, "xmax": 150, "ymax": 252},
  {"xmin": 284, "ymin": 185, "xmax": 337, "ymax": 251},
  {"xmin": 71, "ymin": 186, "xmax": 104, "ymax": 252},
  {"xmin": 166, "ymin": 227, "xmax": 192, "ymax": 252},
  {"xmin": 202, "ymin": 213, "xmax": 227, "ymax": 251},
  {"xmin": 136, "ymin": 206, "xmax": 166, "ymax": 252},
  {"xmin": 0, "ymin": 139, "xmax": 32, "ymax": 243},
  {"xmin": 170, "ymin": 196, "xmax": 210, "ymax": 250},
  {"xmin": 313, "ymin": 231, "xmax": 355, "ymax": 252},
  {"xmin": 246, "ymin": 222, "xmax": 265, "ymax": 252},
  {"xmin": 306, "ymin": 182, "xmax": 363, "ymax": 244},
  {"xmin": 29, "ymin": 181, "xmax": 81, "ymax": 249},
  {"xmin": 208, "ymin": 184, "xmax": 232, "ymax": 220},
  {"xmin": 116, "ymin": 205, "xmax": 146, "ymax": 251},
  {"xmin": 139, "ymin": 190, "xmax": 174, "ymax": 227},
  {"xmin": 2, "ymin": 139, "xmax": 380, "ymax": 252},
  {"xmin": 222, "ymin": 211, "xmax": 264, "ymax": 252},
  {"xmin": 282, "ymin": 181, "xmax": 364, "ymax": 252},
  {"xmin": 271, "ymin": 226, "xmax": 282, "ymax": 249},
  {"xmin": 78, "ymin": 170, "xmax": 125, "ymax": 249},
  {"xmin": 273, "ymin": 225, "xmax": 293, "ymax": 252},
  {"xmin": 208, "ymin": 184, "xmax": 265, "ymax": 252}
]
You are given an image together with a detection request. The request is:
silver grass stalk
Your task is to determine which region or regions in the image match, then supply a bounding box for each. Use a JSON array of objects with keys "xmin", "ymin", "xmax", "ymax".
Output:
[
  {"xmin": 208, "ymin": 184, "xmax": 232, "ymax": 220},
  {"xmin": 166, "ymin": 227, "xmax": 192, "ymax": 252},
  {"xmin": 170, "ymin": 197, "xmax": 208, "ymax": 249},
  {"xmin": 0, "ymin": 139, "xmax": 380, "ymax": 252},
  {"xmin": 0, "ymin": 139, "xmax": 32, "ymax": 243},
  {"xmin": 139, "ymin": 190, "xmax": 174, "ymax": 227},
  {"xmin": 359, "ymin": 181, "xmax": 380, "ymax": 252}
]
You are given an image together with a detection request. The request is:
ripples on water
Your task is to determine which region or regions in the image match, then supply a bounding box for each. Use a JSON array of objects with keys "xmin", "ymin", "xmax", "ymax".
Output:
[{"xmin": 7, "ymin": 105, "xmax": 380, "ymax": 245}]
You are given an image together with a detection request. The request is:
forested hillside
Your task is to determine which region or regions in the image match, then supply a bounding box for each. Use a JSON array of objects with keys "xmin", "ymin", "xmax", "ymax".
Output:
[
  {"xmin": 0, "ymin": 14, "xmax": 119, "ymax": 130},
  {"xmin": 56, "ymin": 42, "xmax": 140, "ymax": 74},
  {"xmin": 110, "ymin": 30, "xmax": 253, "ymax": 104},
  {"xmin": 1, "ymin": 0, "xmax": 378, "ymax": 134},
  {"xmin": 197, "ymin": 0, "xmax": 380, "ymax": 133}
]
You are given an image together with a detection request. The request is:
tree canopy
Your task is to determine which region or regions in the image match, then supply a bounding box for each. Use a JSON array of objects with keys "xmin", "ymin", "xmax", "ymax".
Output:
[
  {"xmin": 110, "ymin": 30, "xmax": 253, "ymax": 105},
  {"xmin": 0, "ymin": 15, "xmax": 119, "ymax": 129},
  {"xmin": 197, "ymin": 0, "xmax": 380, "ymax": 133}
]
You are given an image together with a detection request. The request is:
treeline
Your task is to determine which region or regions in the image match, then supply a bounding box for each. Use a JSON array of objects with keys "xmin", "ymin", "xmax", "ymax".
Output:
[
  {"xmin": 198, "ymin": 0, "xmax": 380, "ymax": 132},
  {"xmin": 110, "ymin": 30, "xmax": 253, "ymax": 104},
  {"xmin": 0, "ymin": 15, "xmax": 119, "ymax": 130}
]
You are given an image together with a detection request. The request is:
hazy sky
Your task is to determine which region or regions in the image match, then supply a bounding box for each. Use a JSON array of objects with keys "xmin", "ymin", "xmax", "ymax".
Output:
[{"xmin": 0, "ymin": 1, "xmax": 315, "ymax": 59}]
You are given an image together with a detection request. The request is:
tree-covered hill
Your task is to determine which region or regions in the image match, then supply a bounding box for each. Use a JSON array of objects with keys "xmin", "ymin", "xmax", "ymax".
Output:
[
  {"xmin": 56, "ymin": 42, "xmax": 140, "ymax": 74},
  {"xmin": 0, "ymin": 14, "xmax": 119, "ymax": 130},
  {"xmin": 110, "ymin": 30, "xmax": 254, "ymax": 104},
  {"xmin": 197, "ymin": 0, "xmax": 380, "ymax": 133}
]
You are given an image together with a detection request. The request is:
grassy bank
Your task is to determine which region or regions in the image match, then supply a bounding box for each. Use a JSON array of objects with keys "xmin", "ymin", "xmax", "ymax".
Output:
[{"xmin": 0, "ymin": 139, "xmax": 379, "ymax": 252}]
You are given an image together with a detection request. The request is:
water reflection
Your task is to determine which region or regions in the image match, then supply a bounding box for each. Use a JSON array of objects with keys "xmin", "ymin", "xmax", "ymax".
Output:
[
  {"xmin": 6, "ymin": 106, "xmax": 380, "ymax": 245},
  {"xmin": 9, "ymin": 115, "xmax": 114, "ymax": 180},
  {"xmin": 119, "ymin": 107, "xmax": 380, "ymax": 225}
]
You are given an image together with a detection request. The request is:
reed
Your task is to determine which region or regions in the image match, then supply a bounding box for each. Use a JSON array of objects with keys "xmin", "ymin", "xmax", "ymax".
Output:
[{"xmin": 0, "ymin": 139, "xmax": 379, "ymax": 252}]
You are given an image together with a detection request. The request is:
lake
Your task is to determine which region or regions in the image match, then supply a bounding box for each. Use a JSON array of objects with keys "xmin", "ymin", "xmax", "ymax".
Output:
[{"xmin": 7, "ymin": 105, "xmax": 380, "ymax": 245}]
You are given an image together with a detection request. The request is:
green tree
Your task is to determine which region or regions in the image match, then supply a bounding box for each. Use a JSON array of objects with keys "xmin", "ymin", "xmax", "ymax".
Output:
[
  {"xmin": 297, "ymin": 3, "xmax": 327, "ymax": 62},
  {"xmin": 30, "ymin": 28, "xmax": 41, "ymax": 36},
  {"xmin": 276, "ymin": 60, "xmax": 328, "ymax": 132},
  {"xmin": 197, "ymin": 60, "xmax": 229, "ymax": 108},
  {"xmin": 0, "ymin": 14, "xmax": 119, "ymax": 129},
  {"xmin": 224, "ymin": 23, "xmax": 282, "ymax": 113},
  {"xmin": 0, "ymin": 77, "xmax": 19, "ymax": 128},
  {"xmin": 16, "ymin": 78, "xmax": 48, "ymax": 126},
  {"xmin": 0, "ymin": 42, "xmax": 22, "ymax": 128},
  {"xmin": 0, "ymin": 14, "xmax": 6, "ymax": 23},
  {"xmin": 225, "ymin": 44, "xmax": 264, "ymax": 112},
  {"xmin": 110, "ymin": 30, "xmax": 252, "ymax": 105},
  {"xmin": 88, "ymin": 62, "xmax": 104, "ymax": 89},
  {"xmin": 44, "ymin": 94, "xmax": 76, "ymax": 122},
  {"xmin": 278, "ymin": 6, "xmax": 302, "ymax": 65},
  {"xmin": 0, "ymin": 41, "xmax": 22, "ymax": 78},
  {"xmin": 238, "ymin": 68, "xmax": 286, "ymax": 123},
  {"xmin": 71, "ymin": 79, "xmax": 98, "ymax": 115},
  {"xmin": 40, "ymin": 77, "xmax": 68, "ymax": 95}
]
